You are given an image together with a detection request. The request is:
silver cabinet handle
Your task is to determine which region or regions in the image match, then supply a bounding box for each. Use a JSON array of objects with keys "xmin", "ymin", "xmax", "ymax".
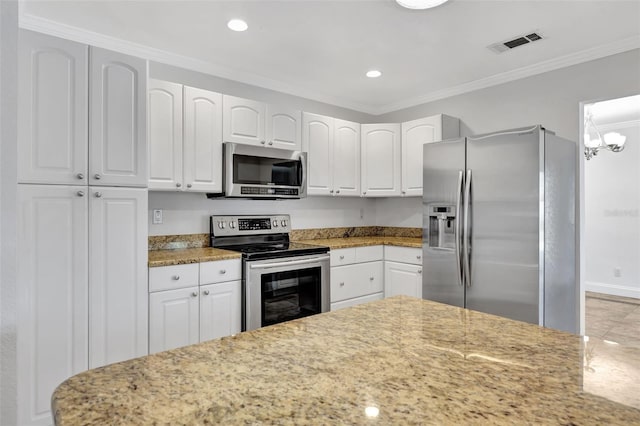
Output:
[
  {"xmin": 268, "ymin": 141, "xmax": 273, "ymax": 146},
  {"xmin": 203, "ymin": 290, "xmax": 210, "ymax": 296},
  {"xmin": 363, "ymin": 191, "xmax": 367, "ymax": 195},
  {"xmin": 94, "ymin": 192, "xmax": 102, "ymax": 198},
  {"xmin": 76, "ymin": 173, "xmax": 84, "ymax": 180},
  {"xmin": 172, "ymin": 275, "xmax": 180, "ymax": 280},
  {"xmin": 418, "ymin": 269, "xmax": 422, "ymax": 274},
  {"xmin": 191, "ymin": 292, "xmax": 197, "ymax": 297},
  {"xmin": 369, "ymin": 277, "xmax": 374, "ymax": 281},
  {"xmin": 339, "ymin": 255, "xmax": 344, "ymax": 260},
  {"xmin": 176, "ymin": 183, "xmax": 182, "ymax": 188},
  {"xmin": 187, "ymin": 183, "xmax": 192, "ymax": 188},
  {"xmin": 339, "ymin": 282, "xmax": 345, "ymax": 287},
  {"xmin": 76, "ymin": 191, "xmax": 85, "ymax": 197},
  {"xmin": 336, "ymin": 190, "xmax": 340, "ymax": 194},
  {"xmin": 260, "ymin": 140, "xmax": 266, "ymax": 145},
  {"xmin": 94, "ymin": 173, "xmax": 101, "ymax": 180},
  {"xmin": 402, "ymin": 190, "xmax": 406, "ymax": 195},
  {"xmin": 220, "ymin": 269, "xmax": 226, "ymax": 274},
  {"xmin": 416, "ymin": 255, "xmax": 422, "ymax": 260},
  {"xmin": 329, "ymin": 190, "xmax": 334, "ymax": 194}
]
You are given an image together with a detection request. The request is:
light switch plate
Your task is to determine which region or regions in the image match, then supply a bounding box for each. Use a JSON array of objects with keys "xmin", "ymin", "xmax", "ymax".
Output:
[{"xmin": 152, "ymin": 209, "xmax": 163, "ymax": 224}]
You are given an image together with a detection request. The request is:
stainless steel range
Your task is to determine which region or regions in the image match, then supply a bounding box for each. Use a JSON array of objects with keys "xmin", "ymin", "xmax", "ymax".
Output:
[{"xmin": 210, "ymin": 215, "xmax": 330, "ymax": 331}]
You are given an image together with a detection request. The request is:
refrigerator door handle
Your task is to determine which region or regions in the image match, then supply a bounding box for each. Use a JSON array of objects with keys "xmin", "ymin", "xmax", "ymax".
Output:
[
  {"xmin": 455, "ymin": 170, "xmax": 464, "ymax": 287},
  {"xmin": 463, "ymin": 169, "xmax": 472, "ymax": 288}
]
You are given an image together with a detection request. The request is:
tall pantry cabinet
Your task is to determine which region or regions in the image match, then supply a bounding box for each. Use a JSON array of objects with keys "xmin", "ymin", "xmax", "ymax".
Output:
[{"xmin": 16, "ymin": 29, "xmax": 148, "ymax": 426}]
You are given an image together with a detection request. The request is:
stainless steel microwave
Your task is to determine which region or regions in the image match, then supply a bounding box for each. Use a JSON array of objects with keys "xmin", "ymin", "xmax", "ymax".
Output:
[{"xmin": 218, "ymin": 142, "xmax": 307, "ymax": 199}]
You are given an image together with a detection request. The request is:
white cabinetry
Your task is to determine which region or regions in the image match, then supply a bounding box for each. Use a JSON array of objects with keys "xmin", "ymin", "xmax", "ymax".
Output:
[
  {"xmin": 401, "ymin": 115, "xmax": 459, "ymax": 196},
  {"xmin": 224, "ymin": 95, "xmax": 301, "ymax": 150},
  {"xmin": 17, "ymin": 185, "xmax": 89, "ymax": 426},
  {"xmin": 303, "ymin": 113, "xmax": 360, "ymax": 196},
  {"xmin": 183, "ymin": 86, "xmax": 223, "ymax": 192},
  {"xmin": 89, "ymin": 47, "xmax": 148, "ymax": 187},
  {"xmin": 89, "ymin": 187, "xmax": 148, "ymax": 368},
  {"xmin": 148, "ymin": 259, "xmax": 242, "ymax": 354},
  {"xmin": 148, "ymin": 79, "xmax": 183, "ymax": 190},
  {"xmin": 330, "ymin": 246, "xmax": 384, "ymax": 310},
  {"xmin": 361, "ymin": 124, "xmax": 401, "ymax": 197},
  {"xmin": 148, "ymin": 81, "xmax": 223, "ymax": 192},
  {"xmin": 384, "ymin": 246, "xmax": 423, "ymax": 299},
  {"xmin": 18, "ymin": 30, "xmax": 88, "ymax": 186}
]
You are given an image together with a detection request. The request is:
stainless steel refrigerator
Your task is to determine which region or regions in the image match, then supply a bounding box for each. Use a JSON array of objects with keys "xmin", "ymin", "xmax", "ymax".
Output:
[{"xmin": 423, "ymin": 125, "xmax": 578, "ymax": 333}]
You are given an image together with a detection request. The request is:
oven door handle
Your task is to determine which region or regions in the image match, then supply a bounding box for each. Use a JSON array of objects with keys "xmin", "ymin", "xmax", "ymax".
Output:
[{"xmin": 249, "ymin": 255, "xmax": 330, "ymax": 270}]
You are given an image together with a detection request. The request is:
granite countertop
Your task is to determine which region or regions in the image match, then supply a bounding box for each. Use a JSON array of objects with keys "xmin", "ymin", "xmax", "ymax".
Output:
[
  {"xmin": 52, "ymin": 297, "xmax": 640, "ymax": 425},
  {"xmin": 296, "ymin": 236, "xmax": 422, "ymax": 249},
  {"xmin": 148, "ymin": 247, "xmax": 241, "ymax": 267}
]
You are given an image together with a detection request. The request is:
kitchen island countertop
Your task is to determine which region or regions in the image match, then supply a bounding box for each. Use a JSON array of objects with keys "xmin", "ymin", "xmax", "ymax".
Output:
[{"xmin": 52, "ymin": 296, "xmax": 640, "ymax": 425}]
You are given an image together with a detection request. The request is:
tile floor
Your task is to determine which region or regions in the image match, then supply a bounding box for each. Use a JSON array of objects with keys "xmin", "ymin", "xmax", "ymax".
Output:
[{"xmin": 585, "ymin": 291, "xmax": 640, "ymax": 348}]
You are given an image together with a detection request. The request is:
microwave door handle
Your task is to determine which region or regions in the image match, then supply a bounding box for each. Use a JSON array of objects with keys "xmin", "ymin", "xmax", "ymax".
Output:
[
  {"xmin": 299, "ymin": 153, "xmax": 307, "ymax": 192},
  {"xmin": 250, "ymin": 256, "xmax": 330, "ymax": 270}
]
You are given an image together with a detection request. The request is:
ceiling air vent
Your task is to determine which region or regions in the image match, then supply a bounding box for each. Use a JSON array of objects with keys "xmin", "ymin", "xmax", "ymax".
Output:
[{"xmin": 488, "ymin": 31, "xmax": 544, "ymax": 54}]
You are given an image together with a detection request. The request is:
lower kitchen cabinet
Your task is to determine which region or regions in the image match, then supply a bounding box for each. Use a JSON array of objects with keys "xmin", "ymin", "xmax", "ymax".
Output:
[
  {"xmin": 330, "ymin": 246, "xmax": 384, "ymax": 310},
  {"xmin": 384, "ymin": 261, "xmax": 423, "ymax": 298},
  {"xmin": 148, "ymin": 260, "xmax": 242, "ymax": 354}
]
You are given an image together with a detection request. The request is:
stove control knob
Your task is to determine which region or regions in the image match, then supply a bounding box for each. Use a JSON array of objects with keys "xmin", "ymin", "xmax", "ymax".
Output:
[
  {"xmin": 281, "ymin": 219, "xmax": 287, "ymax": 227},
  {"xmin": 229, "ymin": 221, "xmax": 236, "ymax": 229},
  {"xmin": 218, "ymin": 221, "xmax": 226, "ymax": 229},
  {"xmin": 272, "ymin": 220, "xmax": 279, "ymax": 227}
]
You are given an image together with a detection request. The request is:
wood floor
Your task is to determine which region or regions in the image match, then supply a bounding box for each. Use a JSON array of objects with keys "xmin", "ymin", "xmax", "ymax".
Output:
[{"xmin": 585, "ymin": 291, "xmax": 640, "ymax": 347}]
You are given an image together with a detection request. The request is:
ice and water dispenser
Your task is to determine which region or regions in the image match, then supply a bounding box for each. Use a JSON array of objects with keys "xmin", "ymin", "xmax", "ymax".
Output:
[{"xmin": 426, "ymin": 204, "xmax": 456, "ymax": 250}]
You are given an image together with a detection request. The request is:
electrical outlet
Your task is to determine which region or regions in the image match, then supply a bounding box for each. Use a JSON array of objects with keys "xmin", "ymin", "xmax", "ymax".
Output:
[
  {"xmin": 152, "ymin": 209, "xmax": 163, "ymax": 225},
  {"xmin": 614, "ymin": 267, "xmax": 622, "ymax": 278}
]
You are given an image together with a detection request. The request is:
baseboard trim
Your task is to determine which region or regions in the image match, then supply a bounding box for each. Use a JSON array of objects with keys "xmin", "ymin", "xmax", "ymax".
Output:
[{"xmin": 585, "ymin": 281, "xmax": 640, "ymax": 299}]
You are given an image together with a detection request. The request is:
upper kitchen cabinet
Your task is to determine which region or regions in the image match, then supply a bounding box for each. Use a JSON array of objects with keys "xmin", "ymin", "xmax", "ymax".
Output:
[
  {"xmin": 183, "ymin": 86, "xmax": 223, "ymax": 192},
  {"xmin": 223, "ymin": 95, "xmax": 301, "ymax": 150},
  {"xmin": 222, "ymin": 95, "xmax": 265, "ymax": 146},
  {"xmin": 18, "ymin": 30, "xmax": 89, "ymax": 185},
  {"xmin": 401, "ymin": 115, "xmax": 459, "ymax": 196},
  {"xmin": 303, "ymin": 113, "xmax": 360, "ymax": 197},
  {"xmin": 89, "ymin": 47, "xmax": 148, "ymax": 187},
  {"xmin": 303, "ymin": 113, "xmax": 333, "ymax": 195},
  {"xmin": 361, "ymin": 124, "xmax": 401, "ymax": 197},
  {"xmin": 148, "ymin": 79, "xmax": 183, "ymax": 191},
  {"xmin": 265, "ymin": 105, "xmax": 302, "ymax": 150}
]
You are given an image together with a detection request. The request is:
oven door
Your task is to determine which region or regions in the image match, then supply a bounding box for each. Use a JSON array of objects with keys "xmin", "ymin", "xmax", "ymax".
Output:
[{"xmin": 245, "ymin": 253, "xmax": 329, "ymax": 331}]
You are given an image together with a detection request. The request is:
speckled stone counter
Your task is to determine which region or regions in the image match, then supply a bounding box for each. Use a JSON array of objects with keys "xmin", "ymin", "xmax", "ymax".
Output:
[
  {"xmin": 52, "ymin": 297, "xmax": 640, "ymax": 425},
  {"xmin": 297, "ymin": 236, "xmax": 422, "ymax": 249},
  {"xmin": 148, "ymin": 247, "xmax": 241, "ymax": 267}
]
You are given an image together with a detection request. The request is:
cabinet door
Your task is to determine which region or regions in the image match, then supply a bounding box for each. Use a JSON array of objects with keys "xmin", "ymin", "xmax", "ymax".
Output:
[
  {"xmin": 333, "ymin": 119, "xmax": 360, "ymax": 197},
  {"xmin": 149, "ymin": 287, "xmax": 199, "ymax": 354},
  {"xmin": 17, "ymin": 185, "xmax": 88, "ymax": 426},
  {"xmin": 183, "ymin": 86, "xmax": 223, "ymax": 192},
  {"xmin": 265, "ymin": 105, "xmax": 301, "ymax": 150},
  {"xmin": 200, "ymin": 281, "xmax": 241, "ymax": 342},
  {"xmin": 361, "ymin": 124, "xmax": 401, "ymax": 197},
  {"xmin": 384, "ymin": 261, "xmax": 423, "ymax": 299},
  {"xmin": 18, "ymin": 30, "xmax": 88, "ymax": 186},
  {"xmin": 222, "ymin": 95, "xmax": 265, "ymax": 146},
  {"xmin": 148, "ymin": 79, "xmax": 183, "ymax": 191},
  {"xmin": 89, "ymin": 47, "xmax": 148, "ymax": 187},
  {"xmin": 89, "ymin": 187, "xmax": 148, "ymax": 368},
  {"xmin": 302, "ymin": 113, "xmax": 333, "ymax": 196},
  {"xmin": 330, "ymin": 261, "xmax": 384, "ymax": 303}
]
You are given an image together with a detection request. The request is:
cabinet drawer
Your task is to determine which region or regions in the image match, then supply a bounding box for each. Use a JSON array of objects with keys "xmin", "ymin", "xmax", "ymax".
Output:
[
  {"xmin": 356, "ymin": 245, "xmax": 383, "ymax": 263},
  {"xmin": 200, "ymin": 259, "xmax": 242, "ymax": 284},
  {"xmin": 149, "ymin": 263, "xmax": 199, "ymax": 292},
  {"xmin": 331, "ymin": 292, "xmax": 383, "ymax": 311},
  {"xmin": 330, "ymin": 248, "xmax": 356, "ymax": 266},
  {"xmin": 384, "ymin": 246, "xmax": 422, "ymax": 265},
  {"xmin": 330, "ymin": 261, "xmax": 383, "ymax": 303}
]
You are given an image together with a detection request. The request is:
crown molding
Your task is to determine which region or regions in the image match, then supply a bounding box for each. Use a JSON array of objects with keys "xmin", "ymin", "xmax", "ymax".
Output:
[{"xmin": 19, "ymin": 12, "xmax": 640, "ymax": 117}]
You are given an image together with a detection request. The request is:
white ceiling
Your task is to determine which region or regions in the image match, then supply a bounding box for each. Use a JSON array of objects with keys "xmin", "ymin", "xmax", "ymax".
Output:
[{"xmin": 20, "ymin": 0, "xmax": 640, "ymax": 115}]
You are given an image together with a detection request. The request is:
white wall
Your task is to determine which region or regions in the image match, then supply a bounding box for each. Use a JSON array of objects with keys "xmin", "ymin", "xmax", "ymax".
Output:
[
  {"xmin": 1, "ymin": 1, "xmax": 19, "ymax": 424},
  {"xmin": 585, "ymin": 122, "xmax": 640, "ymax": 298},
  {"xmin": 375, "ymin": 49, "xmax": 640, "ymax": 227},
  {"xmin": 148, "ymin": 192, "xmax": 376, "ymax": 235}
]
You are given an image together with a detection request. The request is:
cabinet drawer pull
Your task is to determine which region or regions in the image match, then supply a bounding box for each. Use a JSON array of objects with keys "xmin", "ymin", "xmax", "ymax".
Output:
[
  {"xmin": 76, "ymin": 173, "xmax": 84, "ymax": 180},
  {"xmin": 191, "ymin": 292, "xmax": 198, "ymax": 297},
  {"xmin": 176, "ymin": 183, "xmax": 182, "ymax": 188},
  {"xmin": 416, "ymin": 255, "xmax": 422, "ymax": 260},
  {"xmin": 76, "ymin": 191, "xmax": 85, "ymax": 197},
  {"xmin": 339, "ymin": 282, "xmax": 345, "ymax": 287},
  {"xmin": 94, "ymin": 173, "xmax": 101, "ymax": 180},
  {"xmin": 339, "ymin": 255, "xmax": 344, "ymax": 260},
  {"xmin": 94, "ymin": 192, "xmax": 102, "ymax": 198},
  {"xmin": 220, "ymin": 269, "xmax": 226, "ymax": 274},
  {"xmin": 187, "ymin": 183, "xmax": 192, "ymax": 188},
  {"xmin": 172, "ymin": 275, "xmax": 180, "ymax": 280},
  {"xmin": 336, "ymin": 190, "xmax": 340, "ymax": 194},
  {"xmin": 261, "ymin": 140, "xmax": 266, "ymax": 145},
  {"xmin": 418, "ymin": 269, "xmax": 422, "ymax": 274},
  {"xmin": 268, "ymin": 141, "xmax": 273, "ymax": 146},
  {"xmin": 369, "ymin": 277, "xmax": 374, "ymax": 281},
  {"xmin": 329, "ymin": 190, "xmax": 334, "ymax": 194},
  {"xmin": 203, "ymin": 290, "xmax": 210, "ymax": 296}
]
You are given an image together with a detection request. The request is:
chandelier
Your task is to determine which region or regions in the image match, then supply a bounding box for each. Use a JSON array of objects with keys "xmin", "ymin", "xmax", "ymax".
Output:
[{"xmin": 583, "ymin": 109, "xmax": 626, "ymax": 160}]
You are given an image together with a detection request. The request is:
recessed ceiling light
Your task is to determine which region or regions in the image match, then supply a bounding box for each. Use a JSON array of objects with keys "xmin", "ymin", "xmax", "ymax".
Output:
[
  {"xmin": 227, "ymin": 19, "xmax": 248, "ymax": 32},
  {"xmin": 396, "ymin": 0, "xmax": 449, "ymax": 9},
  {"xmin": 366, "ymin": 70, "xmax": 382, "ymax": 78}
]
